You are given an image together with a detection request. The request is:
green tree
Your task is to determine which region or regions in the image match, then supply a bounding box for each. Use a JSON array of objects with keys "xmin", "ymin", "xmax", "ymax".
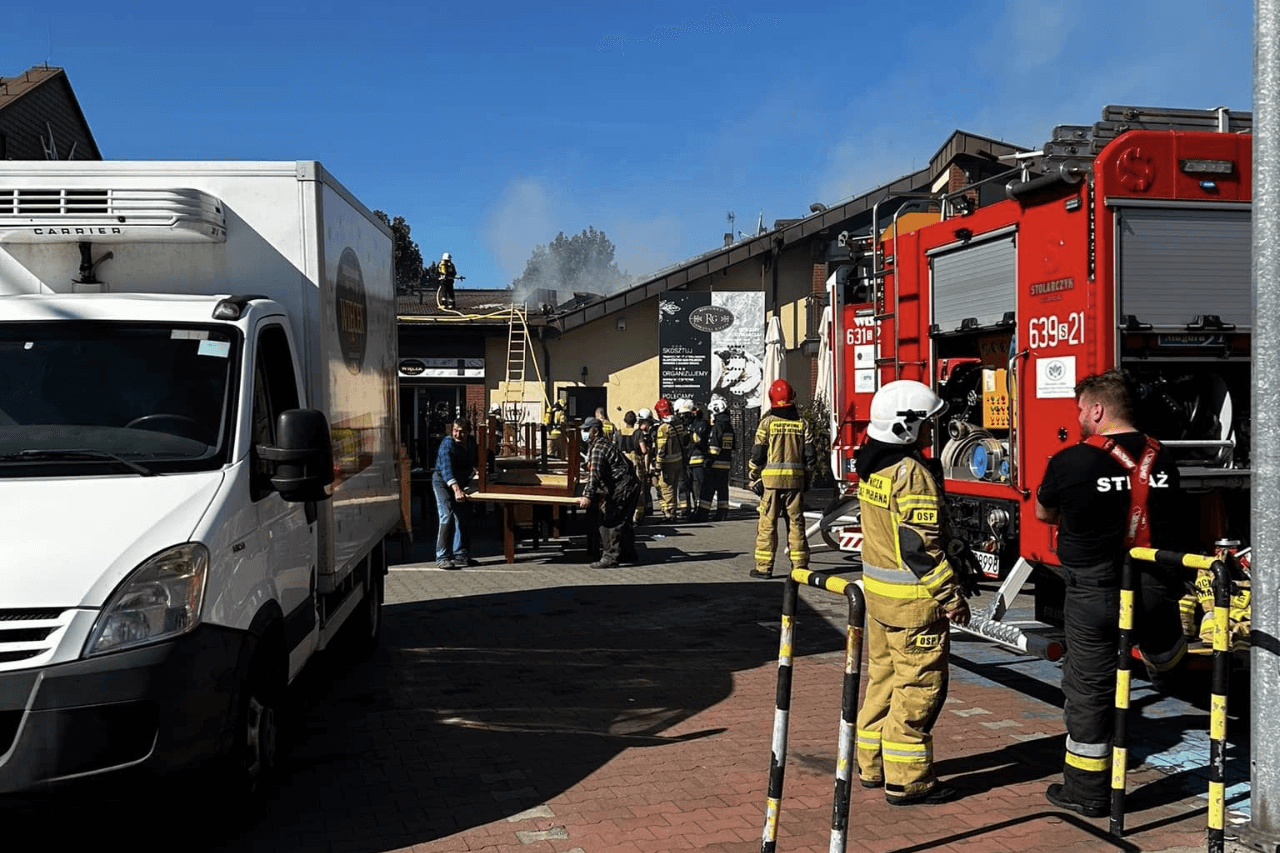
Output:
[
  {"xmin": 374, "ymin": 210, "xmax": 425, "ymax": 295},
  {"xmin": 510, "ymin": 226, "xmax": 629, "ymax": 296}
]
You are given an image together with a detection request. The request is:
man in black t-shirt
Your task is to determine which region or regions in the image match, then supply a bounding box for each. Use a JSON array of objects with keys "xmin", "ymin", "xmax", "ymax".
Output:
[{"xmin": 1035, "ymin": 370, "xmax": 1187, "ymax": 818}]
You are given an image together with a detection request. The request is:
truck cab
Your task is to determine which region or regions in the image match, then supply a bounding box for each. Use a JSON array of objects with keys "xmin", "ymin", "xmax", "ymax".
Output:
[{"xmin": 0, "ymin": 162, "xmax": 399, "ymax": 794}]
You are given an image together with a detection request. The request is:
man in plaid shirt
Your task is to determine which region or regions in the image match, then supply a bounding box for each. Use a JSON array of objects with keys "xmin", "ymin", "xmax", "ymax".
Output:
[{"xmin": 577, "ymin": 417, "xmax": 641, "ymax": 568}]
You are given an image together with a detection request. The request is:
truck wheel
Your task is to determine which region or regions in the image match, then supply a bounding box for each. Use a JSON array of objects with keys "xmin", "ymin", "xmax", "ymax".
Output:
[
  {"xmin": 346, "ymin": 551, "xmax": 385, "ymax": 656},
  {"xmin": 231, "ymin": 634, "xmax": 285, "ymax": 803}
]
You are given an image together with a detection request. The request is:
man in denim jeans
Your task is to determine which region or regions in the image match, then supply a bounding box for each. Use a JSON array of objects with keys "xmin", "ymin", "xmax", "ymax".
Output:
[{"xmin": 432, "ymin": 417, "xmax": 477, "ymax": 569}]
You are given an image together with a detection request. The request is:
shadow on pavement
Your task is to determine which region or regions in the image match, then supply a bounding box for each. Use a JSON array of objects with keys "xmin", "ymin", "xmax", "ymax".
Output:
[{"xmin": 0, "ymin": 577, "xmax": 847, "ymax": 851}]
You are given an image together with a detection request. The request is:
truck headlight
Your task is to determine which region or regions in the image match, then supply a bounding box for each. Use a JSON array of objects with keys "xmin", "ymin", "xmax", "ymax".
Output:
[{"xmin": 85, "ymin": 543, "xmax": 209, "ymax": 656}]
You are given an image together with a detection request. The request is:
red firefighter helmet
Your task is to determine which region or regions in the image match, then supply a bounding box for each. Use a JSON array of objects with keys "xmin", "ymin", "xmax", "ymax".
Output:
[
  {"xmin": 768, "ymin": 379, "xmax": 795, "ymax": 408},
  {"xmin": 654, "ymin": 398, "xmax": 673, "ymax": 418}
]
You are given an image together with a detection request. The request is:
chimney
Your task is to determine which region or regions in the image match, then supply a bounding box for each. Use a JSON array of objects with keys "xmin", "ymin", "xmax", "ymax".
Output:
[{"xmin": 723, "ymin": 232, "xmax": 733, "ymax": 247}]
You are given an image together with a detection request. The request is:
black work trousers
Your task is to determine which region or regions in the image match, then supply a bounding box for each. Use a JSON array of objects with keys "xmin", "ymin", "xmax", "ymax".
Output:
[
  {"xmin": 597, "ymin": 482, "xmax": 640, "ymax": 565},
  {"xmin": 1060, "ymin": 560, "xmax": 1185, "ymax": 806},
  {"xmin": 687, "ymin": 464, "xmax": 705, "ymax": 517}
]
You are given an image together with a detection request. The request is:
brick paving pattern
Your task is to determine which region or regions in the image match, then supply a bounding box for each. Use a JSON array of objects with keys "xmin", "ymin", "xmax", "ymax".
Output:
[{"xmin": 1, "ymin": 492, "xmax": 1249, "ymax": 852}]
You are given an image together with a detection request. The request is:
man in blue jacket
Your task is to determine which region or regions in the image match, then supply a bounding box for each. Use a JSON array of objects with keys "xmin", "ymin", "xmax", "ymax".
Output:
[{"xmin": 433, "ymin": 417, "xmax": 477, "ymax": 569}]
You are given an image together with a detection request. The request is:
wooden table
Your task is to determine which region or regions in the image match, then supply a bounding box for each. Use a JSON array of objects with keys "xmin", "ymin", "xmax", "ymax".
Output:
[{"xmin": 470, "ymin": 490, "xmax": 584, "ymax": 563}]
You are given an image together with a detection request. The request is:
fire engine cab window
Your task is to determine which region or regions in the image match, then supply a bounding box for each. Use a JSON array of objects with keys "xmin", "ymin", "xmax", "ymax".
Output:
[{"xmin": 250, "ymin": 324, "xmax": 300, "ymax": 501}]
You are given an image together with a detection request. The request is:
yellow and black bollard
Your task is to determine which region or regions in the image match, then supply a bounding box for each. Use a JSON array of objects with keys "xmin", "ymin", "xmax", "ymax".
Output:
[
  {"xmin": 760, "ymin": 569, "xmax": 865, "ymax": 853},
  {"xmin": 1111, "ymin": 548, "xmax": 1232, "ymax": 851},
  {"xmin": 1109, "ymin": 552, "xmax": 1137, "ymax": 837},
  {"xmin": 1207, "ymin": 555, "xmax": 1233, "ymax": 853}
]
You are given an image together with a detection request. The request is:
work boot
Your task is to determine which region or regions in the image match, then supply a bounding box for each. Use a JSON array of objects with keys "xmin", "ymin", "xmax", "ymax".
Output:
[
  {"xmin": 886, "ymin": 783, "xmax": 957, "ymax": 806},
  {"xmin": 748, "ymin": 569, "xmax": 774, "ymax": 580},
  {"xmin": 1045, "ymin": 783, "xmax": 1107, "ymax": 818}
]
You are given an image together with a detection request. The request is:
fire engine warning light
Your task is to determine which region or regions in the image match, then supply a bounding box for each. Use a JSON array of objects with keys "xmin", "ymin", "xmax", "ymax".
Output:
[{"xmin": 1180, "ymin": 159, "xmax": 1233, "ymax": 174}]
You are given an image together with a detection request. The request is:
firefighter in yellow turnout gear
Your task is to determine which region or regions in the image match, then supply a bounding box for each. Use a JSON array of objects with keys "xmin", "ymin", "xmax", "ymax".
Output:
[
  {"xmin": 748, "ymin": 380, "xmax": 815, "ymax": 579},
  {"xmin": 653, "ymin": 398, "xmax": 685, "ymax": 520},
  {"xmin": 855, "ymin": 380, "xmax": 972, "ymax": 806}
]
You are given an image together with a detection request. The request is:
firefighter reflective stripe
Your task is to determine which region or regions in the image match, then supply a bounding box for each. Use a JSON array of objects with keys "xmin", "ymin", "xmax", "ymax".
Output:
[
  {"xmin": 917, "ymin": 561, "xmax": 957, "ymax": 594},
  {"xmin": 1140, "ymin": 636, "xmax": 1188, "ymax": 672},
  {"xmin": 1066, "ymin": 736, "xmax": 1110, "ymax": 758},
  {"xmin": 657, "ymin": 424, "xmax": 683, "ymax": 464},
  {"xmin": 862, "ymin": 563, "xmax": 935, "ymax": 600},
  {"xmin": 856, "ymin": 729, "xmax": 881, "ymax": 751},
  {"xmin": 752, "ymin": 415, "xmax": 811, "ymax": 490},
  {"xmin": 1066, "ymin": 752, "xmax": 1111, "ymax": 772},
  {"xmin": 897, "ymin": 494, "xmax": 941, "ymax": 526},
  {"xmin": 883, "ymin": 739, "xmax": 931, "ymax": 764}
]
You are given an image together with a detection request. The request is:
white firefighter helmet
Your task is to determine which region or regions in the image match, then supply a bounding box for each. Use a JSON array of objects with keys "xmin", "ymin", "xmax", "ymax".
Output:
[
  {"xmin": 868, "ymin": 379, "xmax": 947, "ymax": 445},
  {"xmin": 675, "ymin": 398, "xmax": 694, "ymax": 414},
  {"xmin": 637, "ymin": 407, "xmax": 653, "ymax": 421},
  {"xmin": 708, "ymin": 398, "xmax": 728, "ymax": 415},
  {"xmin": 442, "ymin": 252, "xmax": 451, "ymax": 261}
]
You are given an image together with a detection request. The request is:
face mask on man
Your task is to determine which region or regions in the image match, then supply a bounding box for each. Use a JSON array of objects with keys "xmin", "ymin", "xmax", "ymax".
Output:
[{"xmin": 580, "ymin": 430, "xmax": 593, "ymax": 444}]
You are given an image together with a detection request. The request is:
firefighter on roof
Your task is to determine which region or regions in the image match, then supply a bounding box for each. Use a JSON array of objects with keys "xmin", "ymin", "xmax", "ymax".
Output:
[
  {"xmin": 436, "ymin": 252, "xmax": 460, "ymax": 309},
  {"xmin": 747, "ymin": 379, "xmax": 814, "ymax": 579},
  {"xmin": 855, "ymin": 379, "xmax": 971, "ymax": 806}
]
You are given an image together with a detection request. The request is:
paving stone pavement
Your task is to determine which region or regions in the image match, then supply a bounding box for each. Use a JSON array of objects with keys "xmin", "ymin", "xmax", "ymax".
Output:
[{"xmin": 1, "ymin": 489, "xmax": 1251, "ymax": 852}]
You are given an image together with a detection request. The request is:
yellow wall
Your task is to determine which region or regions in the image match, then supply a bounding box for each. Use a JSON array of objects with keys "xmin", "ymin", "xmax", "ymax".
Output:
[
  {"xmin": 771, "ymin": 251, "xmax": 816, "ymax": 403},
  {"xmin": 549, "ymin": 296, "xmax": 661, "ymax": 421}
]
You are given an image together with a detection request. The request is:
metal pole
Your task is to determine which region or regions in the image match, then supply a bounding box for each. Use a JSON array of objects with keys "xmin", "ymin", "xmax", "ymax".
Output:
[{"xmin": 1246, "ymin": 1, "xmax": 1280, "ymax": 849}]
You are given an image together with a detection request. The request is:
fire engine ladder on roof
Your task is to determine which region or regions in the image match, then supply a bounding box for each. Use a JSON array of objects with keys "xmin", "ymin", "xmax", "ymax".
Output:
[
  {"xmin": 1038, "ymin": 105, "xmax": 1253, "ymax": 174},
  {"xmin": 868, "ymin": 193, "xmax": 941, "ymax": 383},
  {"xmin": 502, "ymin": 303, "xmax": 550, "ymax": 417}
]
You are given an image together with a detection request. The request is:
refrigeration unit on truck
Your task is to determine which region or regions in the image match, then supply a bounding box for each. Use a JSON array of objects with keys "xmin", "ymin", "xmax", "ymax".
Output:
[
  {"xmin": 820, "ymin": 106, "xmax": 1252, "ymax": 653},
  {"xmin": 0, "ymin": 161, "xmax": 400, "ymax": 794}
]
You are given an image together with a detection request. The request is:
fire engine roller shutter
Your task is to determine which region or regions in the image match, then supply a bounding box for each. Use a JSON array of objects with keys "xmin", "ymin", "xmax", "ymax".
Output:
[
  {"xmin": 1117, "ymin": 205, "xmax": 1251, "ymax": 327},
  {"xmin": 929, "ymin": 234, "xmax": 1016, "ymax": 332}
]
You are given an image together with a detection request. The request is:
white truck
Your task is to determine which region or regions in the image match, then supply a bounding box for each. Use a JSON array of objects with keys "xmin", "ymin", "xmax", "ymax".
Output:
[{"xmin": 0, "ymin": 161, "xmax": 400, "ymax": 795}]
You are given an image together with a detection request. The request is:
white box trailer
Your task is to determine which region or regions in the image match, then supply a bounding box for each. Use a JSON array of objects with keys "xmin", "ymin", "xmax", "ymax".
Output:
[{"xmin": 0, "ymin": 161, "xmax": 400, "ymax": 794}]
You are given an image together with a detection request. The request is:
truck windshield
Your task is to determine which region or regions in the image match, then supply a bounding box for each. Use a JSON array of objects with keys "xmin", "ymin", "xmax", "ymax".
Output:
[{"xmin": 0, "ymin": 322, "xmax": 239, "ymax": 476}]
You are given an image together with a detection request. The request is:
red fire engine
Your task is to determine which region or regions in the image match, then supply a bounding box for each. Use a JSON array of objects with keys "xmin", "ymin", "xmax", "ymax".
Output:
[{"xmin": 819, "ymin": 106, "xmax": 1252, "ymax": 652}]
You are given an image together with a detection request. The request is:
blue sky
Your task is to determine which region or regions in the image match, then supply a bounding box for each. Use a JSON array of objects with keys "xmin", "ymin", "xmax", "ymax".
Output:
[{"xmin": 2, "ymin": 1, "xmax": 1254, "ymax": 291}]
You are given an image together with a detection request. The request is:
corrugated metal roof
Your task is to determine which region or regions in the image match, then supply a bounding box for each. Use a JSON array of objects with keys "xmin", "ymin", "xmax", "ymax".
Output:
[{"xmin": 397, "ymin": 287, "xmax": 523, "ymax": 325}]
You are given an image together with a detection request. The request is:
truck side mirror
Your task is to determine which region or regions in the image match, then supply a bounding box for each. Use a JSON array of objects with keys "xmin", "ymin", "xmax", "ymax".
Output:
[{"xmin": 257, "ymin": 408, "xmax": 334, "ymax": 503}]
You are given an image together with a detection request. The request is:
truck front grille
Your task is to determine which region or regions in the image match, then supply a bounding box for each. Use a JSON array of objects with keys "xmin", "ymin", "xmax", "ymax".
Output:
[{"xmin": 0, "ymin": 609, "xmax": 76, "ymax": 670}]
